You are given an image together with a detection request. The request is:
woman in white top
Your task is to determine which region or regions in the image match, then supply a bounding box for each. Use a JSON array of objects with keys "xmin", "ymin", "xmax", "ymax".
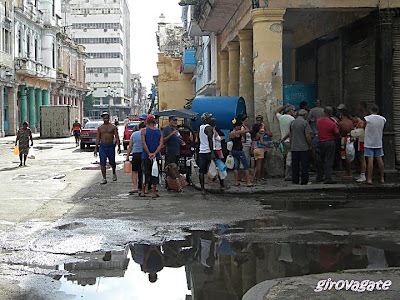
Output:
[
  {"xmin": 241, "ymin": 115, "xmax": 252, "ymax": 167},
  {"xmin": 210, "ymin": 118, "xmax": 223, "ymax": 160}
]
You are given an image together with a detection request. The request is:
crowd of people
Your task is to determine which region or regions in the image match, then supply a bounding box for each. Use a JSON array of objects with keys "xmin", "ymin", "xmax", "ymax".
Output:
[{"xmin": 14, "ymin": 100, "xmax": 386, "ymax": 194}]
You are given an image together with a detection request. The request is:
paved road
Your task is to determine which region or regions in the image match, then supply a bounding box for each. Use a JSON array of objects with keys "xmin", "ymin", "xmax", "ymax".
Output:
[{"xmin": 0, "ymin": 134, "xmax": 399, "ymax": 299}]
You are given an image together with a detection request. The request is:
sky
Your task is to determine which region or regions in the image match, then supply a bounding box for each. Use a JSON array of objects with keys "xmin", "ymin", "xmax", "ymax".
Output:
[{"xmin": 129, "ymin": 0, "xmax": 183, "ymax": 92}]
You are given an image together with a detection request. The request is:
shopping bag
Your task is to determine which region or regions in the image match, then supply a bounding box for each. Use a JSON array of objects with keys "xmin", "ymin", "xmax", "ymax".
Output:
[
  {"xmin": 151, "ymin": 159, "xmax": 159, "ymax": 177},
  {"xmin": 207, "ymin": 160, "xmax": 218, "ymax": 180},
  {"xmin": 14, "ymin": 146, "xmax": 19, "ymax": 155},
  {"xmin": 227, "ymin": 141, "xmax": 233, "ymax": 151},
  {"xmin": 286, "ymin": 151, "xmax": 291, "ymax": 167},
  {"xmin": 346, "ymin": 138, "xmax": 356, "ymax": 162},
  {"xmin": 28, "ymin": 148, "xmax": 35, "ymax": 159},
  {"xmin": 225, "ymin": 155, "xmax": 234, "ymax": 169},
  {"xmin": 214, "ymin": 159, "xmax": 227, "ymax": 172},
  {"xmin": 123, "ymin": 161, "xmax": 131, "ymax": 174}
]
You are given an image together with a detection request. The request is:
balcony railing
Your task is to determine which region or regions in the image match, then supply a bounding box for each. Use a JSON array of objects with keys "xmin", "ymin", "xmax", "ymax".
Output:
[
  {"xmin": 0, "ymin": 51, "xmax": 13, "ymax": 69},
  {"xmin": 15, "ymin": 57, "xmax": 56, "ymax": 80},
  {"xmin": 179, "ymin": 0, "xmax": 202, "ymax": 6}
]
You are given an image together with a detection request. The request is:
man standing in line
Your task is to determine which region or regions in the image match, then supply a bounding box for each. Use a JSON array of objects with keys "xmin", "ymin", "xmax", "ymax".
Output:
[
  {"xmin": 307, "ymin": 99, "xmax": 325, "ymax": 171},
  {"xmin": 316, "ymin": 107, "xmax": 340, "ymax": 184},
  {"xmin": 126, "ymin": 122, "xmax": 146, "ymax": 194},
  {"xmin": 276, "ymin": 104, "xmax": 296, "ymax": 180},
  {"xmin": 197, "ymin": 112, "xmax": 226, "ymax": 195},
  {"xmin": 290, "ymin": 109, "xmax": 313, "ymax": 185},
  {"xmin": 364, "ymin": 104, "xmax": 386, "ymax": 184},
  {"xmin": 163, "ymin": 115, "xmax": 184, "ymax": 167},
  {"xmin": 338, "ymin": 109, "xmax": 355, "ymax": 178},
  {"xmin": 71, "ymin": 118, "xmax": 82, "ymax": 147},
  {"xmin": 94, "ymin": 112, "xmax": 121, "ymax": 184},
  {"xmin": 141, "ymin": 115, "xmax": 164, "ymax": 198}
]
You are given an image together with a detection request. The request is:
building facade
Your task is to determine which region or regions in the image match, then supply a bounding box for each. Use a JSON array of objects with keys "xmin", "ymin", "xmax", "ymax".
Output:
[
  {"xmin": 156, "ymin": 15, "xmax": 194, "ymax": 111},
  {"xmin": 63, "ymin": 0, "xmax": 132, "ymax": 120},
  {"xmin": 183, "ymin": 0, "xmax": 400, "ymax": 168}
]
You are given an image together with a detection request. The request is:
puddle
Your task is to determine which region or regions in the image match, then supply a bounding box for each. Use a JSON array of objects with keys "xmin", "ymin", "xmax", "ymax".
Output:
[{"xmin": 51, "ymin": 224, "xmax": 400, "ymax": 300}]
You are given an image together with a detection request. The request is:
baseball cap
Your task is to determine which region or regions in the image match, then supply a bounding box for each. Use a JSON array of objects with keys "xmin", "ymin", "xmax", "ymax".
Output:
[
  {"xmin": 298, "ymin": 109, "xmax": 308, "ymax": 116},
  {"xmin": 201, "ymin": 112, "xmax": 212, "ymax": 121},
  {"xmin": 337, "ymin": 104, "xmax": 346, "ymax": 110},
  {"xmin": 146, "ymin": 115, "xmax": 156, "ymax": 123},
  {"xmin": 169, "ymin": 115, "xmax": 178, "ymax": 121},
  {"xmin": 139, "ymin": 114, "xmax": 147, "ymax": 120},
  {"xmin": 101, "ymin": 111, "xmax": 109, "ymax": 117}
]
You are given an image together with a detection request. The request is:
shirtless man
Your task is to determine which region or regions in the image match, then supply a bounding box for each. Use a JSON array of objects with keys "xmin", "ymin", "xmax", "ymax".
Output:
[
  {"xmin": 338, "ymin": 109, "xmax": 355, "ymax": 177},
  {"xmin": 94, "ymin": 112, "xmax": 121, "ymax": 184}
]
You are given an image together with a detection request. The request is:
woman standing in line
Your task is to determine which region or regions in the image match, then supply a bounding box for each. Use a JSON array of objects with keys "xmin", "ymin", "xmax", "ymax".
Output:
[{"xmin": 15, "ymin": 121, "xmax": 33, "ymax": 167}]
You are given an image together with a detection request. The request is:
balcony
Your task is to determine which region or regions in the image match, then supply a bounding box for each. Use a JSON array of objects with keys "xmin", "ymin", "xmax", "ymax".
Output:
[
  {"xmin": 15, "ymin": 57, "xmax": 56, "ymax": 81},
  {"xmin": 182, "ymin": 49, "xmax": 197, "ymax": 73},
  {"xmin": 0, "ymin": 51, "xmax": 13, "ymax": 70},
  {"xmin": 56, "ymin": 70, "xmax": 68, "ymax": 84}
]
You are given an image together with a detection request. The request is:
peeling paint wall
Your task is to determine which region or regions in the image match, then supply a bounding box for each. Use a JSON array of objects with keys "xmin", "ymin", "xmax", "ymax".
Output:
[{"xmin": 157, "ymin": 54, "xmax": 194, "ymax": 110}]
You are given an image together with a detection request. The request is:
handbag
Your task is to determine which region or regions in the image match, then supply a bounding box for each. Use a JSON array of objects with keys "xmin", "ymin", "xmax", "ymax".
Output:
[
  {"xmin": 225, "ymin": 155, "xmax": 234, "ymax": 169},
  {"xmin": 151, "ymin": 159, "xmax": 159, "ymax": 177}
]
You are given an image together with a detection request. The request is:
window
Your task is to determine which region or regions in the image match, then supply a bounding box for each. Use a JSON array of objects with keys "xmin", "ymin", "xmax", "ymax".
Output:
[
  {"xmin": 18, "ymin": 30, "xmax": 22, "ymax": 56},
  {"xmin": 26, "ymin": 35, "xmax": 30, "ymax": 58},
  {"xmin": 74, "ymin": 37, "xmax": 123, "ymax": 45},
  {"xmin": 35, "ymin": 39, "xmax": 38, "ymax": 61},
  {"xmin": 52, "ymin": 43, "xmax": 55, "ymax": 69}
]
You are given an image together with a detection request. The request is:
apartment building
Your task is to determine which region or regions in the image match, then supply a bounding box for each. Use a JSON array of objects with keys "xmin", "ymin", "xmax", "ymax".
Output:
[{"xmin": 62, "ymin": 0, "xmax": 132, "ymax": 120}]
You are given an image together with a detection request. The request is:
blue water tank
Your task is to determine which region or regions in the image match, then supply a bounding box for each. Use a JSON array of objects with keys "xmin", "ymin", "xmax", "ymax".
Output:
[
  {"xmin": 283, "ymin": 83, "xmax": 316, "ymax": 110},
  {"xmin": 191, "ymin": 96, "xmax": 247, "ymax": 131}
]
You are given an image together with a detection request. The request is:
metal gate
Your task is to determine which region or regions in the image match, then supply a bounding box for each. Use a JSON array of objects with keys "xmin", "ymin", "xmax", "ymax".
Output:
[
  {"xmin": 343, "ymin": 21, "xmax": 376, "ymax": 114},
  {"xmin": 392, "ymin": 17, "xmax": 400, "ymax": 163}
]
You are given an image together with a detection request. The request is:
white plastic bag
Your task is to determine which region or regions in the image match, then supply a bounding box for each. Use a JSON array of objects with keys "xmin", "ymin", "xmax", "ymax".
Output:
[
  {"xmin": 346, "ymin": 138, "xmax": 356, "ymax": 162},
  {"xmin": 151, "ymin": 159, "xmax": 159, "ymax": 177},
  {"xmin": 225, "ymin": 155, "xmax": 234, "ymax": 169},
  {"xmin": 218, "ymin": 169, "xmax": 228, "ymax": 180},
  {"xmin": 28, "ymin": 147, "xmax": 35, "ymax": 159},
  {"xmin": 286, "ymin": 151, "xmax": 291, "ymax": 167},
  {"xmin": 227, "ymin": 141, "xmax": 233, "ymax": 151},
  {"xmin": 207, "ymin": 160, "xmax": 218, "ymax": 180}
]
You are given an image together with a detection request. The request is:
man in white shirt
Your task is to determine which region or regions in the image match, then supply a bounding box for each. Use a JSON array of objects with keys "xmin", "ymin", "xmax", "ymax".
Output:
[
  {"xmin": 276, "ymin": 104, "xmax": 296, "ymax": 180},
  {"xmin": 364, "ymin": 104, "xmax": 386, "ymax": 184}
]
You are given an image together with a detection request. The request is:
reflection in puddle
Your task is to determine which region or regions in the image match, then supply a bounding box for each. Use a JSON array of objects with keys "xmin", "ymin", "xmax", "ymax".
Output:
[{"xmin": 56, "ymin": 224, "xmax": 400, "ymax": 300}]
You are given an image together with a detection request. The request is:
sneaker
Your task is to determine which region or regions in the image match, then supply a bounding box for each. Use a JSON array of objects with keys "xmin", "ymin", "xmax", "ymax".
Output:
[
  {"xmin": 356, "ymin": 174, "xmax": 366, "ymax": 183},
  {"xmin": 112, "ymin": 174, "xmax": 117, "ymax": 181},
  {"xmin": 100, "ymin": 178, "xmax": 107, "ymax": 184}
]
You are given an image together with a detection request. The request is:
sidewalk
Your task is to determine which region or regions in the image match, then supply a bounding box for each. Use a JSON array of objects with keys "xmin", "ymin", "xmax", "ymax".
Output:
[
  {"xmin": 243, "ymin": 268, "xmax": 400, "ymax": 300},
  {"xmin": 193, "ymin": 169, "xmax": 400, "ymax": 195}
]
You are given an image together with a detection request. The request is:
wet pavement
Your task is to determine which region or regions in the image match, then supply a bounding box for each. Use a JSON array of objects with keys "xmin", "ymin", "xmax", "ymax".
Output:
[{"xmin": 1, "ymin": 133, "xmax": 400, "ymax": 299}]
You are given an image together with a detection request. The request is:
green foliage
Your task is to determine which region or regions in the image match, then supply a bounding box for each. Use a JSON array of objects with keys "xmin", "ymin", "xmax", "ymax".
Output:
[{"xmin": 84, "ymin": 93, "xmax": 96, "ymax": 115}]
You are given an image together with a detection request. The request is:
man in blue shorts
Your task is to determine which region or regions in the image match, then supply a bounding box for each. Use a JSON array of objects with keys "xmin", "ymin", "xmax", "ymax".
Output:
[{"xmin": 94, "ymin": 112, "xmax": 121, "ymax": 184}]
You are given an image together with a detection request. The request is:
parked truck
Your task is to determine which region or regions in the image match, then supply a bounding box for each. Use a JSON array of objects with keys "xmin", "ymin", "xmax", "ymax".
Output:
[{"xmin": 40, "ymin": 105, "xmax": 80, "ymax": 138}]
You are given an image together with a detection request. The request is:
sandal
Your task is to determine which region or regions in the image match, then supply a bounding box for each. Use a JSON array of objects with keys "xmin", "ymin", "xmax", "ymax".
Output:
[
  {"xmin": 129, "ymin": 190, "xmax": 139, "ymax": 195},
  {"xmin": 152, "ymin": 194, "xmax": 160, "ymax": 198},
  {"xmin": 246, "ymin": 184, "xmax": 254, "ymax": 187},
  {"xmin": 234, "ymin": 183, "xmax": 240, "ymax": 187},
  {"xmin": 139, "ymin": 193, "xmax": 147, "ymax": 197}
]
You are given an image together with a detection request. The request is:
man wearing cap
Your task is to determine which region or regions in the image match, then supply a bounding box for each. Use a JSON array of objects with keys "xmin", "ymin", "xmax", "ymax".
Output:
[
  {"xmin": 94, "ymin": 112, "xmax": 121, "ymax": 184},
  {"xmin": 276, "ymin": 104, "xmax": 296, "ymax": 180},
  {"xmin": 307, "ymin": 100, "xmax": 325, "ymax": 171},
  {"xmin": 134, "ymin": 114, "xmax": 147, "ymax": 132},
  {"xmin": 290, "ymin": 109, "xmax": 313, "ymax": 185},
  {"xmin": 141, "ymin": 115, "xmax": 164, "ymax": 198},
  {"xmin": 316, "ymin": 107, "xmax": 340, "ymax": 184},
  {"xmin": 163, "ymin": 115, "xmax": 184, "ymax": 167},
  {"xmin": 71, "ymin": 118, "xmax": 82, "ymax": 147}
]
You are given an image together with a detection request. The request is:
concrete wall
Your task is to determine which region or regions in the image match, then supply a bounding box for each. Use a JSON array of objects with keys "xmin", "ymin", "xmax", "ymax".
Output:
[{"xmin": 157, "ymin": 53, "xmax": 193, "ymax": 111}]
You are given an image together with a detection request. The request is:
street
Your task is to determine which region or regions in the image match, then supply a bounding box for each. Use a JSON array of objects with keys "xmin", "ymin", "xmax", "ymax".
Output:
[{"xmin": 0, "ymin": 132, "xmax": 400, "ymax": 299}]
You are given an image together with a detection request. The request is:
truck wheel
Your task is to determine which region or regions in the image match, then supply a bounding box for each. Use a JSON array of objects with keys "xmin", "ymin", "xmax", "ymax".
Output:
[
  {"xmin": 123, "ymin": 144, "xmax": 127, "ymax": 150},
  {"xmin": 80, "ymin": 143, "xmax": 85, "ymax": 149}
]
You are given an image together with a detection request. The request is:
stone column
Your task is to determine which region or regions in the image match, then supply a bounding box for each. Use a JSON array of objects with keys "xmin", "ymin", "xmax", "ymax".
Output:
[
  {"xmin": 43, "ymin": 90, "xmax": 50, "ymax": 105},
  {"xmin": 252, "ymin": 9, "xmax": 286, "ymax": 136},
  {"xmin": 20, "ymin": 85, "xmax": 28, "ymax": 125},
  {"xmin": 220, "ymin": 51, "xmax": 229, "ymax": 96},
  {"xmin": 36, "ymin": 88, "xmax": 42, "ymax": 127},
  {"xmin": 228, "ymin": 41, "xmax": 240, "ymax": 97},
  {"xmin": 238, "ymin": 30, "xmax": 254, "ymax": 122},
  {"xmin": 28, "ymin": 87, "xmax": 36, "ymax": 129}
]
